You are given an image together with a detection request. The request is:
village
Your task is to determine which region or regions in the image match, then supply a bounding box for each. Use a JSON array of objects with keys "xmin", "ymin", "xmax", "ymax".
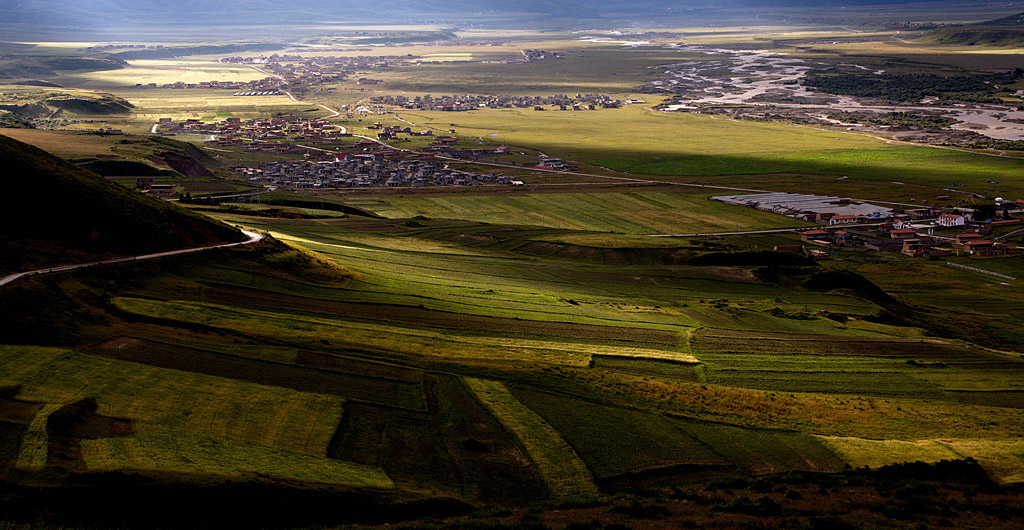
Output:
[
  {"xmin": 131, "ymin": 53, "xmax": 409, "ymax": 92},
  {"xmin": 714, "ymin": 192, "xmax": 1024, "ymax": 259},
  {"xmin": 368, "ymin": 93, "xmax": 624, "ymax": 111},
  {"xmin": 156, "ymin": 115, "xmax": 351, "ymax": 151},
  {"xmin": 148, "ymin": 114, "xmax": 525, "ymax": 189},
  {"xmin": 240, "ymin": 156, "xmax": 513, "ymax": 189}
]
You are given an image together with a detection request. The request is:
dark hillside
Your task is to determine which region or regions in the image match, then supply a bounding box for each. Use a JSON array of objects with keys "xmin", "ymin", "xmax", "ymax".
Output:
[{"xmin": 0, "ymin": 133, "xmax": 244, "ymax": 274}]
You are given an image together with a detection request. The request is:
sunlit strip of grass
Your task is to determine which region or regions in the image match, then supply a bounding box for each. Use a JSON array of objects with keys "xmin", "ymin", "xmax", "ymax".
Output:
[
  {"xmin": 466, "ymin": 378, "xmax": 601, "ymax": 500},
  {"xmin": 14, "ymin": 403, "xmax": 63, "ymax": 472}
]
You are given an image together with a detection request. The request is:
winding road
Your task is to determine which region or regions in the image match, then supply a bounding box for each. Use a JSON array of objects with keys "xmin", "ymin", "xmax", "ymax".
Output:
[{"xmin": 0, "ymin": 230, "xmax": 264, "ymax": 288}]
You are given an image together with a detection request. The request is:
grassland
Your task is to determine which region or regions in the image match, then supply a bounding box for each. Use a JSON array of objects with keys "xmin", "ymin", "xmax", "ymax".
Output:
[
  {"xmin": 3, "ymin": 177, "xmax": 1024, "ymax": 525},
  {"xmin": 820, "ymin": 436, "xmax": 1024, "ymax": 484},
  {"xmin": 81, "ymin": 423, "xmax": 394, "ymax": 487},
  {"xmin": 5, "ymin": 21, "xmax": 1024, "ymax": 527},
  {"xmin": 0, "ymin": 346, "xmax": 346, "ymax": 456},
  {"xmin": 360, "ymin": 45, "xmax": 708, "ymax": 95},
  {"xmin": 341, "ymin": 189, "xmax": 808, "ymax": 234},
  {"xmin": 384, "ymin": 105, "xmax": 1024, "ymax": 200}
]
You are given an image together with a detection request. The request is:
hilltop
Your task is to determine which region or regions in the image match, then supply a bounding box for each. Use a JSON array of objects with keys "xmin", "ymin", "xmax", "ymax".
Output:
[
  {"xmin": 926, "ymin": 11, "xmax": 1024, "ymax": 46},
  {"xmin": 979, "ymin": 11, "xmax": 1024, "ymax": 26},
  {"xmin": 1, "ymin": 129, "xmax": 241, "ymax": 180},
  {"xmin": 0, "ymin": 133, "xmax": 244, "ymax": 274}
]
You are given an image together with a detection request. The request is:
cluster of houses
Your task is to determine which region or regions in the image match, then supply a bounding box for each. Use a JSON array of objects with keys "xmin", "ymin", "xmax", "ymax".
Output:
[
  {"xmin": 714, "ymin": 192, "xmax": 893, "ymax": 224},
  {"xmin": 135, "ymin": 53, "xmax": 416, "ymax": 93},
  {"xmin": 219, "ymin": 53, "xmax": 418, "ymax": 90},
  {"xmin": 153, "ymin": 115, "xmax": 352, "ymax": 153},
  {"xmin": 479, "ymin": 50, "xmax": 565, "ymax": 64},
  {"xmin": 134, "ymin": 178, "xmax": 175, "ymax": 198},
  {"xmin": 798, "ymin": 221, "xmax": 1017, "ymax": 259},
  {"xmin": 85, "ymin": 43, "xmax": 149, "ymax": 52},
  {"xmin": 367, "ymin": 93, "xmax": 624, "ymax": 111},
  {"xmin": 522, "ymin": 49, "xmax": 565, "ymax": 61},
  {"xmin": 799, "ymin": 206, "xmax": 1021, "ymax": 259},
  {"xmin": 240, "ymin": 154, "xmax": 514, "ymax": 189},
  {"xmin": 133, "ymin": 78, "xmax": 282, "ymax": 91},
  {"xmin": 716, "ymin": 192, "xmax": 1022, "ymax": 259}
]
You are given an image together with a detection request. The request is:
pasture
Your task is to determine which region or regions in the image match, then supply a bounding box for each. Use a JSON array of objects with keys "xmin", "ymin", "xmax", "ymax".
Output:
[
  {"xmin": 5, "ymin": 21, "xmax": 1024, "ymax": 520},
  {"xmin": 341, "ymin": 189, "xmax": 808, "ymax": 234},
  {"xmin": 388, "ymin": 105, "xmax": 1024, "ymax": 199},
  {"xmin": 0, "ymin": 345, "xmax": 347, "ymax": 456},
  {"xmin": 81, "ymin": 423, "xmax": 394, "ymax": 487},
  {"xmin": 3, "ymin": 192, "xmax": 1024, "ymax": 504}
]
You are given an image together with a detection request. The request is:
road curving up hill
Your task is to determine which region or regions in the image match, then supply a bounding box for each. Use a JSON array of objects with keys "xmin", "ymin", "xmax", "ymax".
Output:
[{"xmin": 0, "ymin": 133, "xmax": 246, "ymax": 274}]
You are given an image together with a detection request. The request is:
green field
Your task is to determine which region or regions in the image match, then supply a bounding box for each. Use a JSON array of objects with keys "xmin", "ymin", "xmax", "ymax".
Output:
[
  {"xmin": 0, "ymin": 345, "xmax": 347, "ymax": 455},
  {"xmin": 5, "ymin": 15, "xmax": 1024, "ymax": 528},
  {"xmin": 342, "ymin": 189, "xmax": 809, "ymax": 234},
  {"xmin": 81, "ymin": 423, "xmax": 393, "ymax": 487},
  {"xmin": 387, "ymin": 105, "xmax": 1024, "ymax": 200},
  {"xmin": 9, "ymin": 208, "xmax": 1022, "ymax": 497}
]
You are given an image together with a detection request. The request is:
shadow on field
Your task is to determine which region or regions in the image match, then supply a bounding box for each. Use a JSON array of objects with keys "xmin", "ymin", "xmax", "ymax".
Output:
[{"xmin": 0, "ymin": 479, "xmax": 474, "ymax": 530}]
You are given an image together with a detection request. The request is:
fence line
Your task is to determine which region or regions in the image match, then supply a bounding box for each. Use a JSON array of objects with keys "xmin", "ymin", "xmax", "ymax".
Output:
[{"xmin": 946, "ymin": 262, "xmax": 1016, "ymax": 281}]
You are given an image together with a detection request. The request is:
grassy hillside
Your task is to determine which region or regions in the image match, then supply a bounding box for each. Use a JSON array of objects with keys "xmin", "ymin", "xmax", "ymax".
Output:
[
  {"xmin": 0, "ymin": 133, "xmax": 243, "ymax": 273},
  {"xmin": 0, "ymin": 129, "xmax": 239, "ymax": 181},
  {"xmin": 925, "ymin": 27, "xmax": 1024, "ymax": 47},
  {"xmin": 0, "ymin": 201, "xmax": 1022, "ymax": 527},
  {"xmin": 926, "ymin": 11, "xmax": 1024, "ymax": 46}
]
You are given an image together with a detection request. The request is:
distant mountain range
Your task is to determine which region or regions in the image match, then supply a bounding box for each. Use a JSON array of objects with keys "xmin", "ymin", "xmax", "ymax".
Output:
[{"xmin": 0, "ymin": 0, "xmax": 972, "ymax": 33}]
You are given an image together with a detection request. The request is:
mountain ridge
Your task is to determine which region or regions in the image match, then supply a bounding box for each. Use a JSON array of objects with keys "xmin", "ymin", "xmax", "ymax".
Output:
[{"xmin": 0, "ymin": 0, "xmax": 974, "ymax": 31}]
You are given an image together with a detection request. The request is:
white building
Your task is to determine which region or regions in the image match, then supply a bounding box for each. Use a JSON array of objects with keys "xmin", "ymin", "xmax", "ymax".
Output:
[{"xmin": 936, "ymin": 213, "xmax": 966, "ymax": 227}]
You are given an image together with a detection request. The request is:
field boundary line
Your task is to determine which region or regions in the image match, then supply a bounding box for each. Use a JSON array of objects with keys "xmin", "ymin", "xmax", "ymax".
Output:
[
  {"xmin": 465, "ymin": 378, "xmax": 600, "ymax": 500},
  {"xmin": 946, "ymin": 262, "xmax": 1015, "ymax": 281}
]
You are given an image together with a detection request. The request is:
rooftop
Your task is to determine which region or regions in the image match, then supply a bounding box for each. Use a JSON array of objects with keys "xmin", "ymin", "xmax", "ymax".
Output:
[{"xmin": 712, "ymin": 192, "xmax": 892, "ymax": 218}]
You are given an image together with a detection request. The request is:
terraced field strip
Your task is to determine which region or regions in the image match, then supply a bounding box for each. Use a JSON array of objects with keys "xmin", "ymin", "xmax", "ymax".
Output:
[
  {"xmin": 693, "ymin": 330, "xmax": 982, "ymax": 357},
  {"xmin": 819, "ymin": 436, "xmax": 1024, "ymax": 484},
  {"xmin": 114, "ymin": 297, "xmax": 685, "ymax": 366},
  {"xmin": 587, "ymin": 348, "xmax": 699, "ymax": 363},
  {"xmin": 343, "ymin": 191, "xmax": 804, "ymax": 235},
  {"xmin": 13, "ymin": 403, "xmax": 63, "ymax": 472},
  {"xmin": 81, "ymin": 423, "xmax": 394, "ymax": 488},
  {"xmin": 514, "ymin": 388, "xmax": 844, "ymax": 478},
  {"xmin": 0, "ymin": 346, "xmax": 344, "ymax": 455},
  {"xmin": 465, "ymin": 378, "xmax": 600, "ymax": 500},
  {"xmin": 224, "ymin": 223, "xmax": 703, "ymax": 331},
  {"xmin": 230, "ymin": 218, "xmax": 862, "ymax": 314}
]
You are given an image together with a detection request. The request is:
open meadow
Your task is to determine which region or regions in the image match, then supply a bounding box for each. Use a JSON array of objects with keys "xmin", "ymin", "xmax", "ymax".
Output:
[
  {"xmin": 382, "ymin": 104, "xmax": 1024, "ymax": 199},
  {"xmin": 4, "ymin": 209, "xmax": 1024, "ymax": 507},
  {"xmin": 5, "ymin": 11, "xmax": 1024, "ymax": 528}
]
